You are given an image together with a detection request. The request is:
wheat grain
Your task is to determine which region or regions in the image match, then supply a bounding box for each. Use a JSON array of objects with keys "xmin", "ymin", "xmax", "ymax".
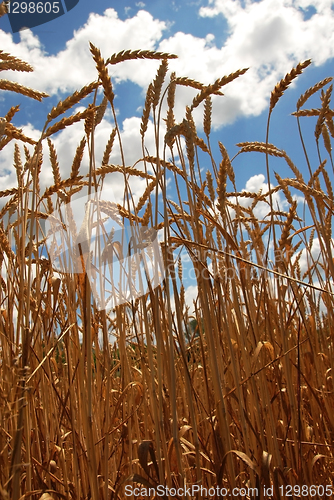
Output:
[
  {"xmin": 136, "ymin": 179, "xmax": 159, "ymax": 213},
  {"xmin": 282, "ymin": 151, "xmax": 304, "ymax": 182},
  {"xmin": 309, "ymin": 160, "xmax": 327, "ymax": 186},
  {"xmin": 141, "ymin": 83, "xmax": 153, "ymax": 139},
  {"xmin": 166, "ymin": 73, "xmax": 176, "ymax": 133},
  {"xmin": 43, "ymin": 107, "xmax": 96, "ymax": 138},
  {"xmin": 102, "ymin": 128, "xmax": 117, "ymax": 166},
  {"xmin": 326, "ymin": 114, "xmax": 334, "ymax": 138},
  {"xmin": 219, "ymin": 142, "xmax": 234, "ymax": 186},
  {"xmin": 47, "ymin": 138, "xmax": 61, "ymax": 186},
  {"xmin": 152, "ymin": 59, "xmax": 168, "ymax": 108},
  {"xmin": 84, "ymin": 108, "xmax": 95, "ymax": 138},
  {"xmin": 41, "ymin": 177, "xmax": 84, "ymax": 199},
  {"xmin": 182, "ymin": 119, "xmax": 195, "ymax": 170},
  {"xmin": 13, "ymin": 143, "xmax": 22, "ymax": 187},
  {"xmin": 95, "ymin": 95, "xmax": 108, "ymax": 127},
  {"xmin": 274, "ymin": 172, "xmax": 293, "ymax": 205},
  {"xmin": 0, "ymin": 79, "xmax": 48, "ymax": 101},
  {"xmin": 142, "ymin": 201, "xmax": 151, "ymax": 226},
  {"xmin": 0, "ymin": 187, "xmax": 17, "ymax": 198},
  {"xmin": 278, "ymin": 201, "xmax": 297, "ymax": 252},
  {"xmin": 5, "ymin": 122, "xmax": 36, "ymax": 145},
  {"xmin": 89, "ymin": 43, "xmax": 114, "ymax": 104},
  {"xmin": 237, "ymin": 141, "xmax": 282, "ymax": 153},
  {"xmin": 23, "ymin": 145, "xmax": 31, "ymax": 165},
  {"xmin": 105, "ymin": 49, "xmax": 177, "ymax": 66},
  {"xmin": 0, "ymin": 50, "xmax": 33, "ymax": 73},
  {"xmin": 0, "ymin": 118, "xmax": 6, "ymax": 137},
  {"xmin": 206, "ymin": 170, "xmax": 215, "ymax": 203},
  {"xmin": 0, "ymin": 224, "xmax": 14, "ymax": 260},
  {"xmin": 296, "ymin": 77, "xmax": 333, "ymax": 110},
  {"xmin": 315, "ymin": 84, "xmax": 332, "ymax": 141},
  {"xmin": 191, "ymin": 68, "xmax": 248, "ymax": 110},
  {"xmin": 174, "ymin": 77, "xmax": 223, "ymax": 96},
  {"xmin": 165, "ymin": 123, "xmax": 183, "ymax": 147},
  {"xmin": 217, "ymin": 157, "xmax": 227, "ymax": 215},
  {"xmin": 203, "ymin": 97, "xmax": 212, "ymax": 137},
  {"xmin": 292, "ymin": 108, "xmax": 324, "ymax": 117},
  {"xmin": 70, "ymin": 137, "xmax": 86, "ymax": 179},
  {"xmin": 47, "ymin": 81, "xmax": 98, "ymax": 122},
  {"xmin": 270, "ymin": 60, "xmax": 311, "ymax": 112},
  {"xmin": 195, "ymin": 137, "xmax": 210, "ymax": 153},
  {"xmin": 5, "ymin": 105, "xmax": 20, "ymax": 123},
  {"xmin": 322, "ymin": 168, "xmax": 333, "ymax": 200},
  {"xmin": 0, "ymin": 1, "xmax": 8, "ymax": 17},
  {"xmin": 185, "ymin": 106, "xmax": 196, "ymax": 137},
  {"xmin": 322, "ymin": 124, "xmax": 332, "ymax": 156},
  {"xmin": 0, "ymin": 135, "xmax": 12, "ymax": 151},
  {"xmin": 238, "ymin": 144, "xmax": 285, "ymax": 157},
  {"xmin": 93, "ymin": 165, "xmax": 155, "ymax": 180}
]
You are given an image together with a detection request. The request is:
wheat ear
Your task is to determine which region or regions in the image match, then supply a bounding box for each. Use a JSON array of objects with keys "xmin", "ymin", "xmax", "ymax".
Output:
[
  {"xmin": 296, "ymin": 77, "xmax": 332, "ymax": 110},
  {"xmin": 191, "ymin": 68, "xmax": 248, "ymax": 110},
  {"xmin": 0, "ymin": 79, "xmax": 48, "ymax": 101},
  {"xmin": 43, "ymin": 106, "xmax": 96, "ymax": 138},
  {"xmin": 89, "ymin": 43, "xmax": 114, "ymax": 104},
  {"xmin": 315, "ymin": 84, "xmax": 332, "ymax": 141},
  {"xmin": 47, "ymin": 81, "xmax": 98, "ymax": 122},
  {"xmin": 0, "ymin": 55, "xmax": 33, "ymax": 73},
  {"xmin": 105, "ymin": 49, "xmax": 177, "ymax": 65},
  {"xmin": 270, "ymin": 60, "xmax": 311, "ymax": 112},
  {"xmin": 141, "ymin": 83, "xmax": 153, "ymax": 139},
  {"xmin": 152, "ymin": 59, "xmax": 168, "ymax": 108}
]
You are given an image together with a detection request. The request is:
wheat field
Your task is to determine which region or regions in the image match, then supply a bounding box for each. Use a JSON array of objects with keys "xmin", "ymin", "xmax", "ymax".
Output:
[{"xmin": 0, "ymin": 36, "xmax": 334, "ymax": 500}]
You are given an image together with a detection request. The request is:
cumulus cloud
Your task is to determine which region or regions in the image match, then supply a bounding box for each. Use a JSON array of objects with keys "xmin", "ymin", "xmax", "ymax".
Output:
[
  {"xmin": 196, "ymin": 0, "xmax": 334, "ymax": 126},
  {"xmin": 0, "ymin": 8, "xmax": 167, "ymax": 94},
  {"xmin": 0, "ymin": 111, "xmax": 164, "ymax": 206},
  {"xmin": 0, "ymin": 1, "xmax": 332, "ymax": 210},
  {"xmin": 1, "ymin": 0, "xmax": 333, "ymax": 128}
]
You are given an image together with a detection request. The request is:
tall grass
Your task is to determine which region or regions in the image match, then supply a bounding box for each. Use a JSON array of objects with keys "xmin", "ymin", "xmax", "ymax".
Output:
[{"xmin": 0, "ymin": 42, "xmax": 334, "ymax": 500}]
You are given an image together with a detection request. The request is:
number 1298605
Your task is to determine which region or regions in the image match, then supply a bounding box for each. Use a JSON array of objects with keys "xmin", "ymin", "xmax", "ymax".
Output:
[{"xmin": 5, "ymin": 1, "xmax": 60, "ymax": 14}]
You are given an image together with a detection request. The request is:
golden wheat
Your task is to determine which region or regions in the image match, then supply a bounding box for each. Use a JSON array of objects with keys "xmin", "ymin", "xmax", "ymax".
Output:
[
  {"xmin": 0, "ymin": 79, "xmax": 48, "ymax": 101},
  {"xmin": 105, "ymin": 49, "xmax": 177, "ymax": 66},
  {"xmin": 270, "ymin": 59, "xmax": 311, "ymax": 112},
  {"xmin": 43, "ymin": 106, "xmax": 96, "ymax": 138},
  {"xmin": 191, "ymin": 67, "xmax": 248, "ymax": 110},
  {"xmin": 89, "ymin": 42, "xmax": 114, "ymax": 104},
  {"xmin": 0, "ymin": 44, "xmax": 333, "ymax": 500}
]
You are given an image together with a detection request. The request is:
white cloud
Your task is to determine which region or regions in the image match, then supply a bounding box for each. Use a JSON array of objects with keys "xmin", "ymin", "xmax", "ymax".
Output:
[
  {"xmin": 0, "ymin": 8, "xmax": 167, "ymax": 94},
  {"xmin": 0, "ymin": 2, "xmax": 332, "ymax": 212},
  {"xmin": 1, "ymin": 0, "xmax": 333, "ymax": 129},
  {"xmin": 230, "ymin": 173, "xmax": 285, "ymax": 219},
  {"xmin": 195, "ymin": 0, "xmax": 334, "ymax": 125},
  {"xmin": 0, "ymin": 111, "xmax": 163, "ymax": 206}
]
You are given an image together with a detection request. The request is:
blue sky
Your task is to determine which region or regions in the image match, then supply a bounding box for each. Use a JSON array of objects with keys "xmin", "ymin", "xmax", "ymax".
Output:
[
  {"xmin": 0, "ymin": 0, "xmax": 333, "ymax": 186},
  {"xmin": 0, "ymin": 0, "xmax": 334, "ymax": 307}
]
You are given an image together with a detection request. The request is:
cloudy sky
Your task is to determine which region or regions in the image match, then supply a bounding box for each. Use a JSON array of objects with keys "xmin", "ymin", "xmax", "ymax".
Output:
[{"xmin": 0, "ymin": 0, "xmax": 333, "ymax": 308}]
